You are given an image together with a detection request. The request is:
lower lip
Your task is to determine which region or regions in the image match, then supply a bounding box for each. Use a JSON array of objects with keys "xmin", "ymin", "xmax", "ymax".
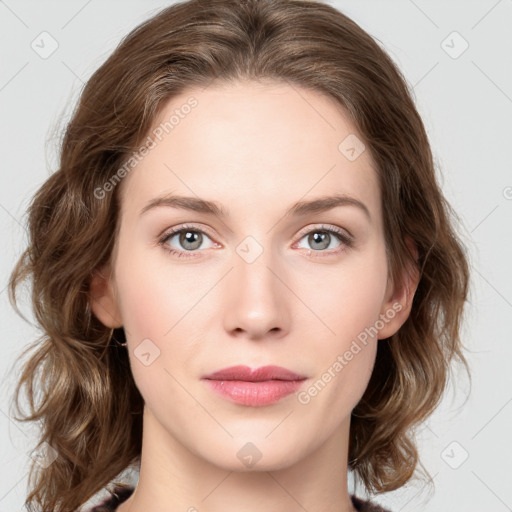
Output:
[{"xmin": 203, "ymin": 379, "xmax": 305, "ymax": 406}]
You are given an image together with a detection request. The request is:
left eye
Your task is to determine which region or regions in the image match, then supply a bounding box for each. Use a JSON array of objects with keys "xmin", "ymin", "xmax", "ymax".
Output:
[
  {"xmin": 295, "ymin": 228, "xmax": 350, "ymax": 252},
  {"xmin": 298, "ymin": 229, "xmax": 342, "ymax": 251},
  {"xmin": 159, "ymin": 227, "xmax": 216, "ymax": 256}
]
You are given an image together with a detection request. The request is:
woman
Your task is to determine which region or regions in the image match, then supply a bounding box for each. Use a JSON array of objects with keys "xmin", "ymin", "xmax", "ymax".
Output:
[{"xmin": 8, "ymin": 0, "xmax": 470, "ymax": 511}]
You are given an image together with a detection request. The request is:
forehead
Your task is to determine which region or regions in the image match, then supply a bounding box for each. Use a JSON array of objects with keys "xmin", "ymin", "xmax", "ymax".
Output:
[{"xmin": 118, "ymin": 80, "xmax": 380, "ymax": 224}]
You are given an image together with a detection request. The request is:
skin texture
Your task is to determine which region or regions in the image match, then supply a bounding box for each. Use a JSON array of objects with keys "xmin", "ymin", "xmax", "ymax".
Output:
[{"xmin": 90, "ymin": 80, "xmax": 419, "ymax": 512}]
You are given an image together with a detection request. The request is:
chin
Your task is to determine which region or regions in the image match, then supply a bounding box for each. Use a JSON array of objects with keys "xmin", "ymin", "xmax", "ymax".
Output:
[{"xmin": 195, "ymin": 435, "xmax": 311, "ymax": 473}]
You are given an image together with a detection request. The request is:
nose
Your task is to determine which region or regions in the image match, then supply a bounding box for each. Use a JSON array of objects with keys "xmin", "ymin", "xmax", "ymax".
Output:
[{"xmin": 222, "ymin": 243, "xmax": 290, "ymax": 341}]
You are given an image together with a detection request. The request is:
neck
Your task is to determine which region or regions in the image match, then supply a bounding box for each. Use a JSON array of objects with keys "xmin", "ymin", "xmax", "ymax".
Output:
[{"xmin": 118, "ymin": 406, "xmax": 357, "ymax": 512}]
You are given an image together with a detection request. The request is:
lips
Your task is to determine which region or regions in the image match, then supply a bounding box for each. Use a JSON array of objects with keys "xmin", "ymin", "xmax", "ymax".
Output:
[
  {"xmin": 202, "ymin": 365, "xmax": 306, "ymax": 382},
  {"xmin": 202, "ymin": 365, "xmax": 307, "ymax": 407}
]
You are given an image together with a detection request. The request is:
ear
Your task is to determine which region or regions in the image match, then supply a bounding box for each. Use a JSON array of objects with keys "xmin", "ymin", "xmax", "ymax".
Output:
[
  {"xmin": 89, "ymin": 262, "xmax": 123, "ymax": 328},
  {"xmin": 377, "ymin": 236, "xmax": 420, "ymax": 340}
]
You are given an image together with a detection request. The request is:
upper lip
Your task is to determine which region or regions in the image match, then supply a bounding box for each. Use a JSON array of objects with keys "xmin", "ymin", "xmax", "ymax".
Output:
[{"xmin": 202, "ymin": 365, "xmax": 306, "ymax": 382}]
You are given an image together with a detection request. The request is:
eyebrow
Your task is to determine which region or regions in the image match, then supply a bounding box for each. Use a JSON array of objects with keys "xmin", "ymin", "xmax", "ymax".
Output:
[{"xmin": 139, "ymin": 193, "xmax": 371, "ymax": 222}]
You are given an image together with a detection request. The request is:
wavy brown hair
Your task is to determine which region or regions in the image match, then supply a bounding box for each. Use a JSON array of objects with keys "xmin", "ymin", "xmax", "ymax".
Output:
[{"xmin": 8, "ymin": 0, "xmax": 471, "ymax": 510}]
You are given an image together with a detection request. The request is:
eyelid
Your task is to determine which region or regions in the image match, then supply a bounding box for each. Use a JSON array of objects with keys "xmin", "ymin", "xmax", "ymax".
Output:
[
  {"xmin": 157, "ymin": 222, "xmax": 215, "ymax": 239},
  {"xmin": 157, "ymin": 224, "xmax": 354, "ymax": 257},
  {"xmin": 158, "ymin": 223, "xmax": 218, "ymax": 248},
  {"xmin": 158, "ymin": 223, "xmax": 352, "ymax": 246},
  {"xmin": 294, "ymin": 223, "xmax": 352, "ymax": 241}
]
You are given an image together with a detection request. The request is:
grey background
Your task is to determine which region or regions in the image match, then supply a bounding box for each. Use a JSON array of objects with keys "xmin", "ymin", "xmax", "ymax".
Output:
[{"xmin": 1, "ymin": 0, "xmax": 511, "ymax": 511}]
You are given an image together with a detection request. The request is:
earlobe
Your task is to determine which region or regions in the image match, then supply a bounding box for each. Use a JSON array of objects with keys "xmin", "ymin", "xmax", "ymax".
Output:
[
  {"xmin": 377, "ymin": 236, "xmax": 420, "ymax": 340},
  {"xmin": 88, "ymin": 263, "xmax": 123, "ymax": 328}
]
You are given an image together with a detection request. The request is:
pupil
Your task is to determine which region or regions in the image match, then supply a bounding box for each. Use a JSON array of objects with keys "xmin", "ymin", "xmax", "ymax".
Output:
[
  {"xmin": 182, "ymin": 231, "xmax": 201, "ymax": 250},
  {"xmin": 311, "ymin": 232, "xmax": 329, "ymax": 250}
]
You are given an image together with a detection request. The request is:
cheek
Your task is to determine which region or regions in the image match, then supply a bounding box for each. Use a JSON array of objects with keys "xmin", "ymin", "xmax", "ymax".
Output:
[
  {"xmin": 302, "ymin": 278, "xmax": 381, "ymax": 418},
  {"xmin": 316, "ymin": 339, "xmax": 378, "ymax": 425},
  {"xmin": 300, "ymin": 247, "xmax": 386, "ymax": 407},
  {"xmin": 113, "ymin": 244, "xmax": 206, "ymax": 383},
  {"xmin": 114, "ymin": 242, "xmax": 195, "ymax": 340},
  {"xmin": 312, "ymin": 245, "xmax": 389, "ymax": 345}
]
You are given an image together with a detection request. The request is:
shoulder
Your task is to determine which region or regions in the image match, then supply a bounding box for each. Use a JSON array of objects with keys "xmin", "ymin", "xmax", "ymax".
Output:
[
  {"xmin": 351, "ymin": 494, "xmax": 392, "ymax": 512},
  {"xmin": 82, "ymin": 485, "xmax": 135, "ymax": 512}
]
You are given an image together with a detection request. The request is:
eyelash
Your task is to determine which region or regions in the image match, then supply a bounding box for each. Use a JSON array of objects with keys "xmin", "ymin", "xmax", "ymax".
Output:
[{"xmin": 157, "ymin": 223, "xmax": 354, "ymax": 259}]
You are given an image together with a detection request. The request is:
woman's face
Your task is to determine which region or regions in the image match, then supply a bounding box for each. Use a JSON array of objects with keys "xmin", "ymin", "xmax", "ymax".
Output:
[{"xmin": 91, "ymin": 80, "xmax": 411, "ymax": 471}]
